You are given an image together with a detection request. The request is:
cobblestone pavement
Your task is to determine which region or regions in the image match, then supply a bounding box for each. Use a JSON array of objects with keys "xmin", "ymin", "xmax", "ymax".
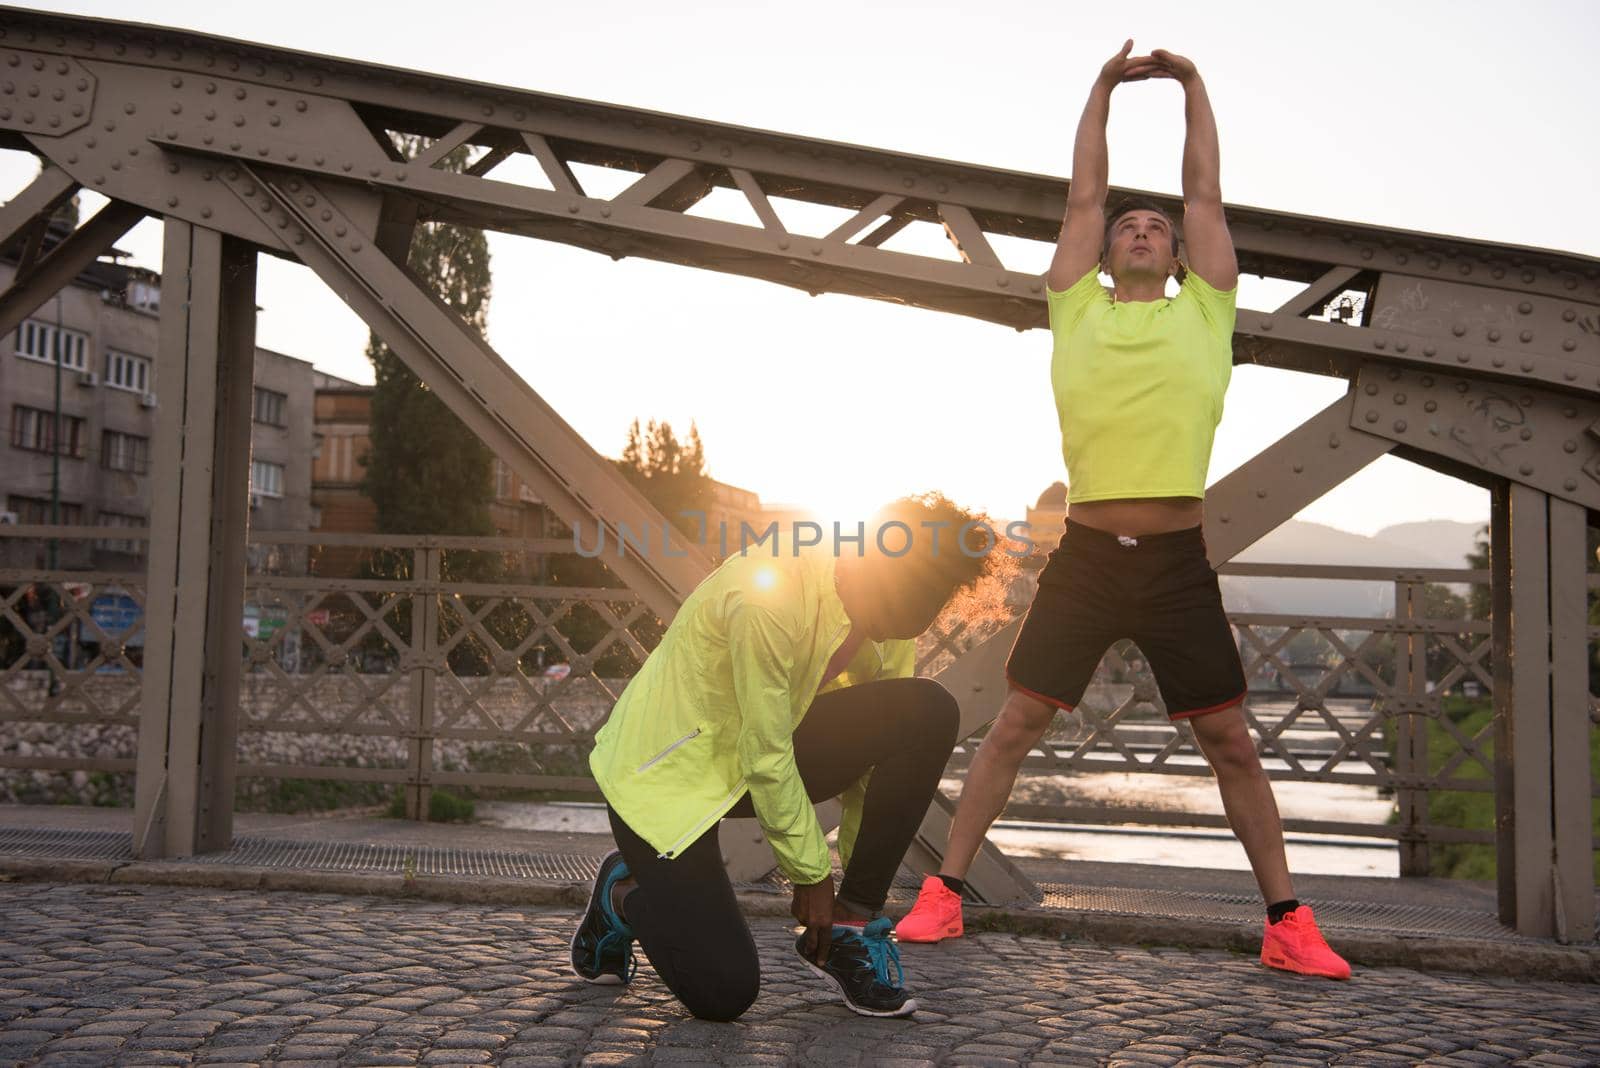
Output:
[{"xmin": 1, "ymin": 884, "xmax": 1596, "ymax": 1066}]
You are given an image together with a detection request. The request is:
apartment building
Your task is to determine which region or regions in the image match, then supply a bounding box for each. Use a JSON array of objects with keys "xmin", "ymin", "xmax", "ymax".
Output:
[{"xmin": 1, "ymin": 232, "xmax": 317, "ymax": 572}]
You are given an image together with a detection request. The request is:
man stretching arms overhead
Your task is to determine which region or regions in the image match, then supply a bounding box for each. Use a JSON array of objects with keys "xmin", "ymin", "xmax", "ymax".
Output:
[{"xmin": 895, "ymin": 42, "xmax": 1350, "ymax": 981}]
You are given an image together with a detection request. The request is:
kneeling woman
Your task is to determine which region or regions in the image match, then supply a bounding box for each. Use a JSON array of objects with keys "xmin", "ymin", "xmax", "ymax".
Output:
[{"xmin": 572, "ymin": 495, "xmax": 988, "ymax": 1019}]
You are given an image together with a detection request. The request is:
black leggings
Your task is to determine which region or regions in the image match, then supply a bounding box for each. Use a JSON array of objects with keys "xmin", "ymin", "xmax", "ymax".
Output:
[{"xmin": 606, "ymin": 676, "xmax": 959, "ymax": 1021}]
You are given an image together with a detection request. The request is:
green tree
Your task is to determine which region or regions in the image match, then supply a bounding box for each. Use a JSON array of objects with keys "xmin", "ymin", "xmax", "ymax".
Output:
[
  {"xmin": 360, "ymin": 167, "xmax": 495, "ymax": 538},
  {"xmin": 615, "ymin": 418, "xmax": 713, "ymax": 543}
]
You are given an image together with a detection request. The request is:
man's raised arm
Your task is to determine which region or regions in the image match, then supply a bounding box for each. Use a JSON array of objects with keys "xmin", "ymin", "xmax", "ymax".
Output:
[
  {"xmin": 1150, "ymin": 49, "xmax": 1238, "ymax": 291},
  {"xmin": 1047, "ymin": 40, "xmax": 1160, "ymax": 292}
]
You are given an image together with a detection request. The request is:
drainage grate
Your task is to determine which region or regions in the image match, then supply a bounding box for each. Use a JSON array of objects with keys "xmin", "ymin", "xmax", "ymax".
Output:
[
  {"xmin": 191, "ymin": 837, "xmax": 600, "ymax": 883},
  {"xmin": 0, "ymin": 827, "xmax": 1560, "ymax": 944},
  {"xmin": 0, "ymin": 827, "xmax": 133, "ymax": 860}
]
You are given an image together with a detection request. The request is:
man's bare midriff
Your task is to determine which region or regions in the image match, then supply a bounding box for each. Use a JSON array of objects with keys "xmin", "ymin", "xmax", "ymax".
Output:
[{"xmin": 1066, "ymin": 496, "xmax": 1203, "ymax": 537}]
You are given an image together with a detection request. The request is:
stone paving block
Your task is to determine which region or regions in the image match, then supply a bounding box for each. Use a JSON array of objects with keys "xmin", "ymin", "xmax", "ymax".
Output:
[{"xmin": 3, "ymin": 883, "xmax": 1599, "ymax": 1065}]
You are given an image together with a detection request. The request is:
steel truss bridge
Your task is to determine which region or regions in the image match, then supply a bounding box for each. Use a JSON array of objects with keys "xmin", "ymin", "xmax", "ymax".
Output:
[{"xmin": 0, "ymin": 7, "xmax": 1593, "ymax": 941}]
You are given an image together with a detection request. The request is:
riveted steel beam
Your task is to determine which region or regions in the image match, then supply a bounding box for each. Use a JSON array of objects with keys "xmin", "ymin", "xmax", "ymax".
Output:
[
  {"xmin": 1350, "ymin": 362, "xmax": 1600, "ymax": 508},
  {"xmin": 0, "ymin": 196, "xmax": 143, "ymax": 339},
  {"xmin": 10, "ymin": 8, "xmax": 1594, "ymax": 302},
  {"xmin": 215, "ymin": 163, "xmax": 710, "ymax": 620},
  {"xmin": 1204, "ymin": 391, "xmax": 1396, "ymax": 564},
  {"xmin": 133, "ymin": 221, "xmax": 254, "ymax": 859},
  {"xmin": 0, "ymin": 163, "xmax": 76, "ymax": 252}
]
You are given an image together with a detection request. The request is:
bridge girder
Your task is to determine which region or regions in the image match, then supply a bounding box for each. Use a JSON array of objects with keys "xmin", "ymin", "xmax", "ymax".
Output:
[{"xmin": 0, "ymin": 7, "xmax": 1592, "ymax": 939}]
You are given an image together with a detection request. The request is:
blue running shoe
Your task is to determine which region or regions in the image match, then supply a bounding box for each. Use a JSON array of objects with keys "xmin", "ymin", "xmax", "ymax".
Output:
[
  {"xmin": 571, "ymin": 850, "xmax": 636, "ymax": 985},
  {"xmin": 796, "ymin": 917, "xmax": 917, "ymax": 1017}
]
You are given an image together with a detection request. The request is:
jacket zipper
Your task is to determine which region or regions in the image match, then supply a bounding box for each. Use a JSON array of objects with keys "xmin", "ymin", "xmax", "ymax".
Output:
[
  {"xmin": 636, "ymin": 727, "xmax": 701, "ymax": 772},
  {"xmin": 660, "ymin": 781, "xmax": 746, "ymax": 859}
]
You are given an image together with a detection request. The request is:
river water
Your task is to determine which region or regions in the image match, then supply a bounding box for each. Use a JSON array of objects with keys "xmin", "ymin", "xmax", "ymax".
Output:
[{"xmin": 476, "ymin": 771, "xmax": 1397, "ymax": 878}]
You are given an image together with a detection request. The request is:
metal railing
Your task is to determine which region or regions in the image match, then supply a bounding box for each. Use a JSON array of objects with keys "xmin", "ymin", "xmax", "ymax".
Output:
[{"xmin": 2, "ymin": 526, "xmax": 1596, "ymax": 875}]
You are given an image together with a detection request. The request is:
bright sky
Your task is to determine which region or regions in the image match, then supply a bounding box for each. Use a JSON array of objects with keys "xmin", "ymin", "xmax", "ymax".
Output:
[{"xmin": 5, "ymin": 0, "xmax": 1597, "ymax": 536}]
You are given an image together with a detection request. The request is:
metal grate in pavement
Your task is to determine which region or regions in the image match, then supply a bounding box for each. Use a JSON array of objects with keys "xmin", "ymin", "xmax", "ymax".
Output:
[
  {"xmin": 0, "ymin": 827, "xmax": 133, "ymax": 860},
  {"xmin": 0, "ymin": 827, "xmax": 1567, "ymax": 944},
  {"xmin": 190, "ymin": 837, "xmax": 600, "ymax": 882}
]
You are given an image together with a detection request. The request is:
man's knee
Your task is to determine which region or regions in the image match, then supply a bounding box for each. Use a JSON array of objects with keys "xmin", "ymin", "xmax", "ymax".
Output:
[
  {"xmin": 993, "ymin": 688, "xmax": 1057, "ymax": 744},
  {"xmin": 1189, "ymin": 710, "xmax": 1259, "ymax": 775}
]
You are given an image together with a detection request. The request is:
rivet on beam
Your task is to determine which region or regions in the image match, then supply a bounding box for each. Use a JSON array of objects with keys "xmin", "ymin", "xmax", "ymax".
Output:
[
  {"xmin": 1565, "ymin": 440, "xmax": 1578, "ymax": 453},
  {"xmin": 1328, "ymin": 434, "xmax": 1342, "ymax": 448},
  {"xmin": 1565, "ymin": 479, "xmax": 1578, "ymax": 492},
  {"xmin": 1563, "ymin": 339, "xmax": 1578, "ymax": 352},
  {"xmin": 1487, "ymin": 329, "xmax": 1500, "ymax": 342},
  {"xmin": 1492, "ymin": 357, "xmax": 1505, "ymax": 368},
  {"xmin": 1423, "ymin": 345, "xmax": 1436, "ymax": 357},
  {"xmin": 1424, "ymin": 401, "xmax": 1437, "ymax": 413},
  {"xmin": 1365, "ymin": 382, "xmax": 1380, "ymax": 395},
  {"xmin": 1394, "ymin": 421, "xmax": 1407, "ymax": 433},
  {"xmin": 1365, "ymin": 411, "xmax": 1378, "ymax": 423},
  {"xmin": 200, "ymin": 207, "xmax": 211, "ymax": 218},
  {"xmin": 1519, "ymin": 464, "xmax": 1534, "ymax": 476}
]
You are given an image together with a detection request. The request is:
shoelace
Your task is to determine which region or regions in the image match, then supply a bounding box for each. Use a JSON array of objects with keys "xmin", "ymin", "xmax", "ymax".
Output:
[
  {"xmin": 593, "ymin": 925, "xmax": 637, "ymax": 983},
  {"xmin": 853, "ymin": 927, "xmax": 904, "ymax": 989}
]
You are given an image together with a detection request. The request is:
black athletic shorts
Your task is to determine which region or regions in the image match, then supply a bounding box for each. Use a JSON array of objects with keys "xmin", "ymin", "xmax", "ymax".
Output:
[{"xmin": 1005, "ymin": 520, "xmax": 1247, "ymax": 720}]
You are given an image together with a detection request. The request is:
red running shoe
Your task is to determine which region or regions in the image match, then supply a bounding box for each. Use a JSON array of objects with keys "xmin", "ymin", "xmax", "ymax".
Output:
[
  {"xmin": 894, "ymin": 875, "xmax": 964, "ymax": 943},
  {"xmin": 1260, "ymin": 905, "xmax": 1351, "ymax": 979}
]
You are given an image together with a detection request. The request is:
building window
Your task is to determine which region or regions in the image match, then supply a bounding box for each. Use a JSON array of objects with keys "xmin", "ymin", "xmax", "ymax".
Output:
[
  {"xmin": 7, "ymin": 495, "xmax": 84, "ymax": 525},
  {"xmin": 105, "ymin": 350, "xmax": 152, "ymax": 393},
  {"xmin": 494, "ymin": 459, "xmax": 513, "ymax": 500},
  {"xmin": 101, "ymin": 429, "xmax": 150, "ymax": 475},
  {"xmin": 126, "ymin": 279, "xmax": 160, "ymax": 312},
  {"xmin": 95, "ymin": 511, "xmax": 146, "ymax": 554},
  {"xmin": 253, "ymin": 387, "xmax": 287, "ymax": 427},
  {"xmin": 250, "ymin": 459, "xmax": 285, "ymax": 499},
  {"xmin": 14, "ymin": 320, "xmax": 89, "ymax": 371},
  {"xmin": 11, "ymin": 405, "xmax": 85, "ymax": 459}
]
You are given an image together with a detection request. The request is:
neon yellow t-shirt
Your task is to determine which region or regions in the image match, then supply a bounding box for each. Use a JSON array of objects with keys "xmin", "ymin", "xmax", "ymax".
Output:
[{"xmin": 1047, "ymin": 268, "xmax": 1237, "ymax": 504}]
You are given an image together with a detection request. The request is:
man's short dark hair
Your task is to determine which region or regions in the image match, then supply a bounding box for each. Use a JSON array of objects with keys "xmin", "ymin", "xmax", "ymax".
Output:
[{"xmin": 1102, "ymin": 197, "xmax": 1181, "ymax": 259}]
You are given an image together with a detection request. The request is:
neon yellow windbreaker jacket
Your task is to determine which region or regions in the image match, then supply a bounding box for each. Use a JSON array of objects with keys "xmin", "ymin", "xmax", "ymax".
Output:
[{"xmin": 588, "ymin": 549, "xmax": 915, "ymax": 885}]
